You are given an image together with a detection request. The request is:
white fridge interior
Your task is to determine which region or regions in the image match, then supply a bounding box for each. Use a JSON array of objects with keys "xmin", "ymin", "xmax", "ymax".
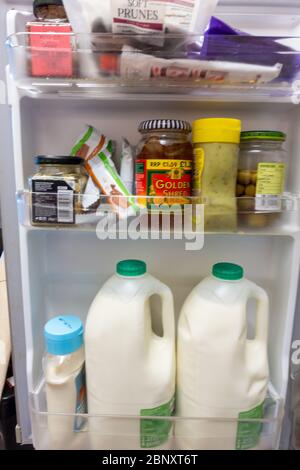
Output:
[{"xmin": 1, "ymin": 0, "xmax": 300, "ymax": 449}]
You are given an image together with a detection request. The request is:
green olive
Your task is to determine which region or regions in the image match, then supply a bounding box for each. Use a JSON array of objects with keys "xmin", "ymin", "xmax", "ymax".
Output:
[
  {"xmin": 250, "ymin": 171, "xmax": 257, "ymax": 184},
  {"xmin": 237, "ymin": 170, "xmax": 252, "ymax": 185},
  {"xmin": 245, "ymin": 184, "xmax": 256, "ymax": 197},
  {"xmin": 236, "ymin": 184, "xmax": 245, "ymax": 197}
]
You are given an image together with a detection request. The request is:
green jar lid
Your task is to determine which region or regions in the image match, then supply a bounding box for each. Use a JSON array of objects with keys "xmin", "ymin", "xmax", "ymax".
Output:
[
  {"xmin": 212, "ymin": 263, "xmax": 244, "ymax": 281},
  {"xmin": 116, "ymin": 260, "xmax": 147, "ymax": 277},
  {"xmin": 241, "ymin": 131, "xmax": 286, "ymax": 142}
]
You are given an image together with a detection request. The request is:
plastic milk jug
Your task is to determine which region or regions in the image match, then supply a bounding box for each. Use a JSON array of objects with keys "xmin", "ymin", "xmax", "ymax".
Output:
[
  {"xmin": 85, "ymin": 260, "xmax": 175, "ymax": 450},
  {"xmin": 176, "ymin": 263, "xmax": 269, "ymax": 450}
]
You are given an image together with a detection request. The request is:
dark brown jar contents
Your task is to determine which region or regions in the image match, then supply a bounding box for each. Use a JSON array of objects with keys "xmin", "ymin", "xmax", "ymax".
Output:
[
  {"xmin": 136, "ymin": 119, "xmax": 193, "ymax": 207},
  {"xmin": 33, "ymin": 0, "xmax": 68, "ymax": 21}
]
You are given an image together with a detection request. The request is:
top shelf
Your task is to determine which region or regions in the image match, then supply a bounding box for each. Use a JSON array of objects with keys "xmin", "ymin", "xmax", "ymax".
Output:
[{"xmin": 6, "ymin": 32, "xmax": 300, "ymax": 102}]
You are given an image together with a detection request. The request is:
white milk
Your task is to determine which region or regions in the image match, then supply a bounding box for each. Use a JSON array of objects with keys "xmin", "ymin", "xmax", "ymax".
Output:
[
  {"xmin": 176, "ymin": 262, "xmax": 269, "ymax": 450},
  {"xmin": 43, "ymin": 316, "xmax": 87, "ymax": 449},
  {"xmin": 85, "ymin": 260, "xmax": 175, "ymax": 450}
]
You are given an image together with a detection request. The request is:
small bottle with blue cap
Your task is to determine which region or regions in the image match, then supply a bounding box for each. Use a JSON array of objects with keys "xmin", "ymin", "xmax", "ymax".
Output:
[{"xmin": 43, "ymin": 315, "xmax": 87, "ymax": 446}]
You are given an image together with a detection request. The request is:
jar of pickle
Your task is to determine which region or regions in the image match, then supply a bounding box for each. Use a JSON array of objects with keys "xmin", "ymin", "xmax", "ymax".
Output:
[
  {"xmin": 136, "ymin": 119, "xmax": 193, "ymax": 207},
  {"xmin": 236, "ymin": 131, "xmax": 286, "ymax": 228},
  {"xmin": 30, "ymin": 155, "xmax": 88, "ymax": 226}
]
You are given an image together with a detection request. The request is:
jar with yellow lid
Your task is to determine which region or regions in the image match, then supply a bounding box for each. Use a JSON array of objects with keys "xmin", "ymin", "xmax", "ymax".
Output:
[{"xmin": 192, "ymin": 118, "xmax": 241, "ymax": 232}]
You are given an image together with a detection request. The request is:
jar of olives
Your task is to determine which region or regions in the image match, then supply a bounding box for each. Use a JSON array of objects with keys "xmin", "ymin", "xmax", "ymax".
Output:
[{"xmin": 237, "ymin": 131, "xmax": 287, "ymax": 228}]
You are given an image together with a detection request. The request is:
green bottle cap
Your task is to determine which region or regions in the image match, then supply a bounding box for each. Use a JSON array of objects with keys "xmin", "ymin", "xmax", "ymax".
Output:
[
  {"xmin": 212, "ymin": 263, "xmax": 244, "ymax": 281},
  {"xmin": 116, "ymin": 260, "xmax": 147, "ymax": 277}
]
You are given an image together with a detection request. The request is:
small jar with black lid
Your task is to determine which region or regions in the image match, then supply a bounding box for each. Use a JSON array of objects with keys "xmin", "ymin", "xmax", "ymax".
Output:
[
  {"xmin": 30, "ymin": 155, "xmax": 88, "ymax": 225},
  {"xmin": 33, "ymin": 0, "xmax": 68, "ymax": 22}
]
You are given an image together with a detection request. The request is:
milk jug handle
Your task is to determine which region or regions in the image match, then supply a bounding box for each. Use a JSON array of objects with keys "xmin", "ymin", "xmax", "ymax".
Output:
[
  {"xmin": 148, "ymin": 283, "xmax": 175, "ymax": 342},
  {"xmin": 248, "ymin": 284, "xmax": 269, "ymax": 343}
]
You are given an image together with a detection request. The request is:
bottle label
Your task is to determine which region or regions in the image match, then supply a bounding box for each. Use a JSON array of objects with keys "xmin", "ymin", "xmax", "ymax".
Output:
[
  {"xmin": 135, "ymin": 159, "xmax": 192, "ymax": 206},
  {"xmin": 74, "ymin": 365, "xmax": 87, "ymax": 432},
  {"xmin": 140, "ymin": 396, "xmax": 175, "ymax": 449},
  {"xmin": 31, "ymin": 179, "xmax": 75, "ymax": 225},
  {"xmin": 255, "ymin": 163, "xmax": 286, "ymax": 211},
  {"xmin": 236, "ymin": 402, "xmax": 264, "ymax": 450},
  {"xmin": 193, "ymin": 148, "xmax": 205, "ymax": 195}
]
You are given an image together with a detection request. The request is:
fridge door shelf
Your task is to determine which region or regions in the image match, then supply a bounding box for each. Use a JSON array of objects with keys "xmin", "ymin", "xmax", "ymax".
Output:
[
  {"xmin": 17, "ymin": 190, "xmax": 300, "ymax": 235},
  {"xmin": 29, "ymin": 384, "xmax": 283, "ymax": 450},
  {"xmin": 6, "ymin": 32, "xmax": 300, "ymax": 102}
]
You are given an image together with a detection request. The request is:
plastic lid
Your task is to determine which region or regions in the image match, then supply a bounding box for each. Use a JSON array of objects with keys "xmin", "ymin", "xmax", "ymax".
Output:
[
  {"xmin": 44, "ymin": 316, "xmax": 84, "ymax": 356},
  {"xmin": 241, "ymin": 131, "xmax": 286, "ymax": 142},
  {"xmin": 116, "ymin": 260, "xmax": 147, "ymax": 277},
  {"xmin": 138, "ymin": 119, "xmax": 191, "ymax": 133},
  {"xmin": 35, "ymin": 155, "xmax": 84, "ymax": 165},
  {"xmin": 192, "ymin": 118, "xmax": 241, "ymax": 144},
  {"xmin": 34, "ymin": 0, "xmax": 64, "ymax": 7},
  {"xmin": 212, "ymin": 262, "xmax": 244, "ymax": 281}
]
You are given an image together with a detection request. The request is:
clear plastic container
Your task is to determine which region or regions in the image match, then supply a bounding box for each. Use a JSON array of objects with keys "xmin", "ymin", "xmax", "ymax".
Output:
[
  {"xmin": 237, "ymin": 131, "xmax": 287, "ymax": 228},
  {"xmin": 43, "ymin": 315, "xmax": 87, "ymax": 450}
]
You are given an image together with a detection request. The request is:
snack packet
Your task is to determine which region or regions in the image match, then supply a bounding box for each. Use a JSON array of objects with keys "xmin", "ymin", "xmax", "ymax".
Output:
[
  {"xmin": 120, "ymin": 138, "xmax": 134, "ymax": 194},
  {"xmin": 72, "ymin": 125, "xmax": 137, "ymax": 217},
  {"xmin": 116, "ymin": 45, "xmax": 282, "ymax": 85}
]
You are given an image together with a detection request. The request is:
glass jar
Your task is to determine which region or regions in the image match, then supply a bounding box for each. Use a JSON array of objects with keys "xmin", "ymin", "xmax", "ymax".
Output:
[
  {"xmin": 33, "ymin": 0, "xmax": 68, "ymax": 22},
  {"xmin": 192, "ymin": 118, "xmax": 241, "ymax": 232},
  {"xmin": 136, "ymin": 119, "xmax": 193, "ymax": 207},
  {"xmin": 237, "ymin": 131, "xmax": 287, "ymax": 228},
  {"xmin": 30, "ymin": 155, "xmax": 88, "ymax": 226}
]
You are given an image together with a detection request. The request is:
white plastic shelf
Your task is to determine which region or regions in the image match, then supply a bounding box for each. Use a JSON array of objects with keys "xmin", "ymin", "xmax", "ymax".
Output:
[
  {"xmin": 17, "ymin": 191, "xmax": 300, "ymax": 236},
  {"xmin": 6, "ymin": 32, "xmax": 300, "ymax": 102}
]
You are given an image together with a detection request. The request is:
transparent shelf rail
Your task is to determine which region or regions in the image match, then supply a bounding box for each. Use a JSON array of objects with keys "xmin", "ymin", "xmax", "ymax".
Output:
[
  {"xmin": 17, "ymin": 191, "xmax": 300, "ymax": 236},
  {"xmin": 30, "ymin": 383, "xmax": 282, "ymax": 450},
  {"xmin": 6, "ymin": 32, "xmax": 300, "ymax": 101}
]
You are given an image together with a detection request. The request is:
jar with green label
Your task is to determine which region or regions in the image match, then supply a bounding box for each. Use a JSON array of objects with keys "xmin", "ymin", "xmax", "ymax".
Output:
[
  {"xmin": 237, "ymin": 131, "xmax": 287, "ymax": 228},
  {"xmin": 192, "ymin": 118, "xmax": 241, "ymax": 232}
]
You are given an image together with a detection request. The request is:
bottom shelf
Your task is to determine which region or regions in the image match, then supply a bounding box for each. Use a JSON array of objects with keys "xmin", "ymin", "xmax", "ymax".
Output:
[{"xmin": 30, "ymin": 384, "xmax": 283, "ymax": 450}]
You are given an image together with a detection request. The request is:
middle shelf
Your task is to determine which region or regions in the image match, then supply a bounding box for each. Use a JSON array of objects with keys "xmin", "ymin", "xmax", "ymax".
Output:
[{"xmin": 17, "ymin": 191, "xmax": 300, "ymax": 236}]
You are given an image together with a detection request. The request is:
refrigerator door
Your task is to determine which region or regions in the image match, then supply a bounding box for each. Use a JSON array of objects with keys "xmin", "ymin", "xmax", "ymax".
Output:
[
  {"xmin": 0, "ymin": 0, "xmax": 32, "ymax": 445},
  {"xmin": 1, "ymin": 0, "xmax": 300, "ymax": 448}
]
